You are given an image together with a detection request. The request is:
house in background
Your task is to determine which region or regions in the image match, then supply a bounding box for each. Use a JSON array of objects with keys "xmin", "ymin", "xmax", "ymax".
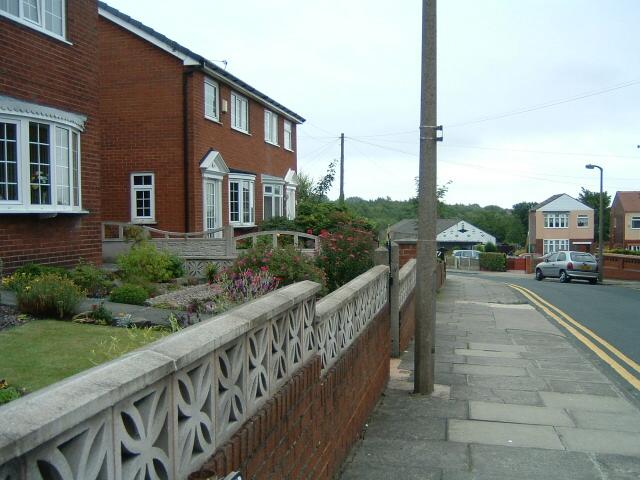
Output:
[
  {"xmin": 0, "ymin": 0, "xmax": 102, "ymax": 271},
  {"xmin": 527, "ymin": 194, "xmax": 594, "ymax": 255},
  {"xmin": 610, "ymin": 191, "xmax": 640, "ymax": 252},
  {"xmin": 389, "ymin": 219, "xmax": 496, "ymax": 249},
  {"xmin": 98, "ymin": 2, "xmax": 304, "ymax": 235}
]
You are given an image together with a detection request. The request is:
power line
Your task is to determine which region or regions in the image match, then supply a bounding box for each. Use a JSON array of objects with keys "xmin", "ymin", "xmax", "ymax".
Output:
[
  {"xmin": 441, "ymin": 144, "xmax": 640, "ymax": 160},
  {"xmin": 445, "ymin": 78, "xmax": 640, "ymax": 129}
]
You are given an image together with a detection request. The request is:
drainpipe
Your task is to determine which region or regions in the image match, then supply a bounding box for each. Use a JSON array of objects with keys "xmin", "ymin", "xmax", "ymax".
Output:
[{"xmin": 183, "ymin": 68, "xmax": 195, "ymax": 233}]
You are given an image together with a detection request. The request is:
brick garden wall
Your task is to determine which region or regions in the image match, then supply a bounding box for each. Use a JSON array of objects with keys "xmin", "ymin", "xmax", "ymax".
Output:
[
  {"xmin": 190, "ymin": 305, "xmax": 390, "ymax": 480},
  {"xmin": 0, "ymin": 0, "xmax": 102, "ymax": 272},
  {"xmin": 603, "ymin": 254, "xmax": 640, "ymax": 281}
]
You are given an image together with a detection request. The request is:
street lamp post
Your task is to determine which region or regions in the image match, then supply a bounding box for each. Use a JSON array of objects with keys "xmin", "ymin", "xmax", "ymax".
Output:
[{"xmin": 585, "ymin": 164, "xmax": 604, "ymax": 283}]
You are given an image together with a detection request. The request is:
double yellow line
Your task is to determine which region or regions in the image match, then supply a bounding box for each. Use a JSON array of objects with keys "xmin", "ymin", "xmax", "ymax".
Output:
[{"xmin": 507, "ymin": 283, "xmax": 640, "ymax": 390}]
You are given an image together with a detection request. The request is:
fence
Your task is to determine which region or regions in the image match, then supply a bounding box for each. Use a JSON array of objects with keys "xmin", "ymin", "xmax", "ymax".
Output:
[
  {"xmin": 0, "ymin": 266, "xmax": 391, "ymax": 480},
  {"xmin": 603, "ymin": 253, "xmax": 640, "ymax": 281},
  {"xmin": 101, "ymin": 222, "xmax": 320, "ymax": 277}
]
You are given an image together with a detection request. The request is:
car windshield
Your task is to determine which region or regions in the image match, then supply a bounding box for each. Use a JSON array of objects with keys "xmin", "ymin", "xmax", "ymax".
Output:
[{"xmin": 570, "ymin": 252, "xmax": 595, "ymax": 262}]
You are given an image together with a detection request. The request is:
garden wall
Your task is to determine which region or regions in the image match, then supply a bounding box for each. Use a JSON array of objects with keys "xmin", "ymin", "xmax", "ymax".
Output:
[
  {"xmin": 603, "ymin": 253, "xmax": 640, "ymax": 281},
  {"xmin": 0, "ymin": 266, "xmax": 390, "ymax": 480}
]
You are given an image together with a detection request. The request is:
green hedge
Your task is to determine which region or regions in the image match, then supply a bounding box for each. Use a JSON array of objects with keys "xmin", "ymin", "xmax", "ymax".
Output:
[
  {"xmin": 479, "ymin": 252, "xmax": 506, "ymax": 271},
  {"xmin": 607, "ymin": 249, "xmax": 640, "ymax": 256}
]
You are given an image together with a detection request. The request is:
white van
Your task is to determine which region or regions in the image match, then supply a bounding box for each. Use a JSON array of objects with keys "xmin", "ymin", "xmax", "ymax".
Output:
[{"xmin": 452, "ymin": 249, "xmax": 480, "ymax": 259}]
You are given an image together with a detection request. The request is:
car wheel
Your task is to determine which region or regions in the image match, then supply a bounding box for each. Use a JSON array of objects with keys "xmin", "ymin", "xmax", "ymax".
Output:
[
  {"xmin": 535, "ymin": 269, "xmax": 544, "ymax": 281},
  {"xmin": 559, "ymin": 271, "xmax": 570, "ymax": 283},
  {"xmin": 589, "ymin": 278, "xmax": 598, "ymax": 285}
]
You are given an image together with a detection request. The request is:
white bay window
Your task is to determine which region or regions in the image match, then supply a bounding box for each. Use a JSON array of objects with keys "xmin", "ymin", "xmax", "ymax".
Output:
[
  {"xmin": 229, "ymin": 174, "xmax": 255, "ymax": 226},
  {"xmin": 263, "ymin": 183, "xmax": 283, "ymax": 220},
  {"xmin": 1, "ymin": 109, "xmax": 83, "ymax": 213}
]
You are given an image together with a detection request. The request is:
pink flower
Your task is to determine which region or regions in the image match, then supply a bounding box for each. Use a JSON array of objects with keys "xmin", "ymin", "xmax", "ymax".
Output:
[
  {"xmin": 260, "ymin": 265, "xmax": 268, "ymax": 272},
  {"xmin": 307, "ymin": 228, "xmax": 313, "ymax": 234}
]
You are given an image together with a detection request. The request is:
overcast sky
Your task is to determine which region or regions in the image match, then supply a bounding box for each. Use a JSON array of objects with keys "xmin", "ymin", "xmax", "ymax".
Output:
[{"xmin": 105, "ymin": 0, "xmax": 640, "ymax": 209}]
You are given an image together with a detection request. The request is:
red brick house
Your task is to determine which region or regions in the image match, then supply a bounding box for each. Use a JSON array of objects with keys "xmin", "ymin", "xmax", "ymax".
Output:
[
  {"xmin": 0, "ymin": 0, "xmax": 102, "ymax": 271},
  {"xmin": 97, "ymin": 3, "xmax": 304, "ymax": 235},
  {"xmin": 610, "ymin": 191, "xmax": 640, "ymax": 251}
]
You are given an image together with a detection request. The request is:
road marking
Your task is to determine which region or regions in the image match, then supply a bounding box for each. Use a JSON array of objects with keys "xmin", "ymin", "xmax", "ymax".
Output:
[{"xmin": 507, "ymin": 283, "xmax": 640, "ymax": 391}]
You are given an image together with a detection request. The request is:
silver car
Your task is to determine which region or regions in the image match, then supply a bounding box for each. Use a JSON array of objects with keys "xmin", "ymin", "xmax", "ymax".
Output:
[{"xmin": 535, "ymin": 251, "xmax": 599, "ymax": 284}]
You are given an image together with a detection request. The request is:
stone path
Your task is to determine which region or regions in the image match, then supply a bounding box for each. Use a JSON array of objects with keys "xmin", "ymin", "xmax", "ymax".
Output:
[{"xmin": 340, "ymin": 274, "xmax": 640, "ymax": 480}]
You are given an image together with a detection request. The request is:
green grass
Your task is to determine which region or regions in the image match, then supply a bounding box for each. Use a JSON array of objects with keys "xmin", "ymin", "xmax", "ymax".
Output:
[{"xmin": 0, "ymin": 320, "xmax": 166, "ymax": 394}]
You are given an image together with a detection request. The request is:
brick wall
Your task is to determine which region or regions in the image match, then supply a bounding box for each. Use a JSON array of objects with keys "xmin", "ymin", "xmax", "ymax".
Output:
[
  {"xmin": 604, "ymin": 254, "xmax": 640, "ymax": 281},
  {"xmin": 399, "ymin": 292, "xmax": 416, "ymax": 352},
  {"xmin": 398, "ymin": 242, "xmax": 417, "ymax": 267},
  {"xmin": 190, "ymin": 305, "xmax": 390, "ymax": 480},
  {"xmin": 0, "ymin": 0, "xmax": 102, "ymax": 271},
  {"xmin": 98, "ymin": 16, "xmax": 298, "ymax": 234}
]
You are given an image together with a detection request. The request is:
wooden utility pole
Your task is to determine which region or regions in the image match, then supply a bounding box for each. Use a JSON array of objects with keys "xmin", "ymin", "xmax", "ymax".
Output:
[
  {"xmin": 339, "ymin": 133, "xmax": 345, "ymax": 202},
  {"xmin": 415, "ymin": 0, "xmax": 437, "ymax": 395}
]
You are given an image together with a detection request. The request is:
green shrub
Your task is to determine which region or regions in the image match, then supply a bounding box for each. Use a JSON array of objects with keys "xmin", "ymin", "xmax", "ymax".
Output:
[
  {"xmin": 205, "ymin": 262, "xmax": 220, "ymax": 283},
  {"xmin": 89, "ymin": 302, "xmax": 113, "ymax": 324},
  {"xmin": 16, "ymin": 273, "xmax": 84, "ymax": 319},
  {"xmin": 2, "ymin": 263, "xmax": 70, "ymax": 293},
  {"xmin": 479, "ymin": 252, "xmax": 507, "ymax": 271},
  {"xmin": 260, "ymin": 216, "xmax": 298, "ymax": 232},
  {"xmin": 109, "ymin": 283, "xmax": 148, "ymax": 305},
  {"xmin": 484, "ymin": 242, "xmax": 497, "ymax": 253},
  {"xmin": 70, "ymin": 263, "xmax": 112, "ymax": 297},
  {"xmin": 0, "ymin": 386, "xmax": 20, "ymax": 405},
  {"xmin": 316, "ymin": 222, "xmax": 376, "ymax": 292},
  {"xmin": 607, "ymin": 248, "xmax": 640, "ymax": 256},
  {"xmin": 228, "ymin": 244, "xmax": 327, "ymax": 293},
  {"xmin": 117, "ymin": 242, "xmax": 181, "ymax": 283}
]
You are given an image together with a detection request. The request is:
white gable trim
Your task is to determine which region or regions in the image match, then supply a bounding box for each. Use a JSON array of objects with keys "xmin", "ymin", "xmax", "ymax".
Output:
[
  {"xmin": 200, "ymin": 150, "xmax": 229, "ymax": 180},
  {"xmin": 284, "ymin": 169, "xmax": 298, "ymax": 186},
  {"xmin": 538, "ymin": 194, "xmax": 592, "ymax": 212},
  {"xmin": 437, "ymin": 220, "xmax": 496, "ymax": 244}
]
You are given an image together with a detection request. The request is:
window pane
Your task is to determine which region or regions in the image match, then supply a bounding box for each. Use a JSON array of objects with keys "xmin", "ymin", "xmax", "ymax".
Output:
[
  {"xmin": 56, "ymin": 127, "xmax": 70, "ymax": 205},
  {"xmin": 229, "ymin": 181, "xmax": 239, "ymax": 222},
  {"xmin": 0, "ymin": 0, "xmax": 19, "ymax": 15},
  {"xmin": 274, "ymin": 196, "xmax": 281, "ymax": 216},
  {"xmin": 242, "ymin": 182, "xmax": 250, "ymax": 223},
  {"xmin": 204, "ymin": 81, "xmax": 217, "ymax": 119},
  {"xmin": 264, "ymin": 195, "xmax": 272, "ymax": 219},
  {"xmin": 22, "ymin": 0, "xmax": 38, "ymax": 22},
  {"xmin": 29, "ymin": 122, "xmax": 51, "ymax": 205},
  {"xmin": 0, "ymin": 122, "xmax": 19, "ymax": 201},
  {"xmin": 72, "ymin": 132, "xmax": 79, "ymax": 206},
  {"xmin": 44, "ymin": 0, "xmax": 63, "ymax": 35}
]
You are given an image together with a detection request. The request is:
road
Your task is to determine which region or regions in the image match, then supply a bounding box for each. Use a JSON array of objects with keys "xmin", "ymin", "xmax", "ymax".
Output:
[{"xmin": 451, "ymin": 271, "xmax": 640, "ymax": 395}]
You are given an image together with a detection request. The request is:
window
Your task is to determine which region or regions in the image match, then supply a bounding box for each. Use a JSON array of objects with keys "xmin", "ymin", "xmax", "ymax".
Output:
[
  {"xmin": 231, "ymin": 92, "xmax": 248, "ymax": 133},
  {"xmin": 264, "ymin": 110, "xmax": 278, "ymax": 145},
  {"xmin": 1, "ymin": 0, "xmax": 65, "ymax": 38},
  {"xmin": 544, "ymin": 212, "xmax": 568, "ymax": 228},
  {"xmin": 0, "ymin": 116, "xmax": 81, "ymax": 212},
  {"xmin": 285, "ymin": 186, "xmax": 296, "ymax": 220},
  {"xmin": 229, "ymin": 175, "xmax": 255, "ymax": 226},
  {"xmin": 130, "ymin": 173, "xmax": 155, "ymax": 223},
  {"xmin": 628, "ymin": 245, "xmax": 640, "ymax": 252},
  {"xmin": 577, "ymin": 215, "xmax": 589, "ymax": 228},
  {"xmin": 263, "ymin": 183, "xmax": 283, "ymax": 220},
  {"xmin": 204, "ymin": 78, "xmax": 219, "ymax": 121},
  {"xmin": 203, "ymin": 178, "xmax": 222, "ymax": 237},
  {"xmin": 632, "ymin": 217, "xmax": 640, "ymax": 229},
  {"xmin": 543, "ymin": 239, "xmax": 569, "ymax": 254},
  {"xmin": 283, "ymin": 120, "xmax": 292, "ymax": 150}
]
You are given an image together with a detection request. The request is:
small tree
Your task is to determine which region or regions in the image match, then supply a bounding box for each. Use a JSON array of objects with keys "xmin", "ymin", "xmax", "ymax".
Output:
[{"xmin": 484, "ymin": 242, "xmax": 497, "ymax": 253}]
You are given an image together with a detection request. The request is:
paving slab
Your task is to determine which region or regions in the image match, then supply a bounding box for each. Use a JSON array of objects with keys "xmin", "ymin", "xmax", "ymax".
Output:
[
  {"xmin": 467, "ymin": 375, "xmax": 548, "ymax": 391},
  {"xmin": 467, "ymin": 342, "xmax": 526, "ymax": 353},
  {"xmin": 340, "ymin": 463, "xmax": 444, "ymax": 480},
  {"xmin": 363, "ymin": 412, "xmax": 447, "ymax": 441},
  {"xmin": 469, "ymin": 401, "xmax": 574, "ymax": 426},
  {"xmin": 492, "ymin": 389, "xmax": 544, "ymax": 406},
  {"xmin": 492, "ymin": 308, "xmax": 564, "ymax": 335},
  {"xmin": 556, "ymin": 427, "xmax": 640, "ymax": 456},
  {"xmin": 463, "ymin": 356, "xmax": 533, "ymax": 368},
  {"xmin": 539, "ymin": 391, "xmax": 636, "ymax": 413},
  {"xmin": 527, "ymin": 366, "xmax": 610, "ymax": 383},
  {"xmin": 546, "ymin": 379, "xmax": 620, "ymax": 397},
  {"xmin": 448, "ymin": 419, "xmax": 564, "ymax": 450},
  {"xmin": 595, "ymin": 453, "xmax": 640, "ymax": 479},
  {"xmin": 454, "ymin": 349, "xmax": 521, "ymax": 359},
  {"xmin": 453, "ymin": 364, "xmax": 527, "ymax": 377},
  {"xmin": 469, "ymin": 444, "xmax": 604, "ymax": 480},
  {"xmin": 568, "ymin": 410, "xmax": 640, "ymax": 433}
]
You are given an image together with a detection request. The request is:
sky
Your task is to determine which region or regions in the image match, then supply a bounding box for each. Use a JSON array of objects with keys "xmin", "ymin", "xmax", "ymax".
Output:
[{"xmin": 104, "ymin": 0, "xmax": 640, "ymax": 209}]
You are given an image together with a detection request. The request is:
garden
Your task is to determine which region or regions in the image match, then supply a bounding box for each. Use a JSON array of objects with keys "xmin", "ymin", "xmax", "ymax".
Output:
[{"xmin": 0, "ymin": 211, "xmax": 377, "ymax": 405}]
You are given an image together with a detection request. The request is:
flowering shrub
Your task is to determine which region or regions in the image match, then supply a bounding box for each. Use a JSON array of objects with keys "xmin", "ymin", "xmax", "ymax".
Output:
[
  {"xmin": 228, "ymin": 244, "xmax": 327, "ymax": 293},
  {"xmin": 16, "ymin": 273, "xmax": 84, "ymax": 319},
  {"xmin": 316, "ymin": 222, "xmax": 375, "ymax": 292},
  {"xmin": 218, "ymin": 269, "xmax": 280, "ymax": 303},
  {"xmin": 70, "ymin": 263, "xmax": 112, "ymax": 297}
]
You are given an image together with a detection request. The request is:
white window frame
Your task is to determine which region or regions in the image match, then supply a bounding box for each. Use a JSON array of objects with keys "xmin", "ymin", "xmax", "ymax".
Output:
[
  {"xmin": 0, "ymin": 0, "xmax": 67, "ymax": 41},
  {"xmin": 263, "ymin": 182, "xmax": 283, "ymax": 220},
  {"xmin": 130, "ymin": 172, "xmax": 155, "ymax": 224},
  {"xmin": 204, "ymin": 78, "xmax": 219, "ymax": 122},
  {"xmin": 0, "ymin": 114, "xmax": 82, "ymax": 213},
  {"xmin": 628, "ymin": 245, "xmax": 640, "ymax": 252},
  {"xmin": 285, "ymin": 185, "xmax": 296, "ymax": 220},
  {"xmin": 264, "ymin": 110, "xmax": 278, "ymax": 145},
  {"xmin": 544, "ymin": 212, "xmax": 568, "ymax": 229},
  {"xmin": 543, "ymin": 239, "xmax": 569, "ymax": 254},
  {"xmin": 228, "ymin": 174, "xmax": 255, "ymax": 227},
  {"xmin": 230, "ymin": 92, "xmax": 249, "ymax": 134},
  {"xmin": 576, "ymin": 214, "xmax": 589, "ymax": 228},
  {"xmin": 283, "ymin": 120, "xmax": 293, "ymax": 151},
  {"xmin": 203, "ymin": 175, "xmax": 223, "ymax": 238},
  {"xmin": 631, "ymin": 216, "xmax": 640, "ymax": 229}
]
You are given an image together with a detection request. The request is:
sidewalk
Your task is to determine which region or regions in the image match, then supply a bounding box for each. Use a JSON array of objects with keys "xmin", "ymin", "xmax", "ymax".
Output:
[{"xmin": 339, "ymin": 275, "xmax": 640, "ymax": 480}]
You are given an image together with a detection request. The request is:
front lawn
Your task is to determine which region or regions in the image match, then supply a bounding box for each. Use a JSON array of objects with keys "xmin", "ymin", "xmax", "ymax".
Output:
[{"xmin": 0, "ymin": 320, "xmax": 165, "ymax": 394}]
